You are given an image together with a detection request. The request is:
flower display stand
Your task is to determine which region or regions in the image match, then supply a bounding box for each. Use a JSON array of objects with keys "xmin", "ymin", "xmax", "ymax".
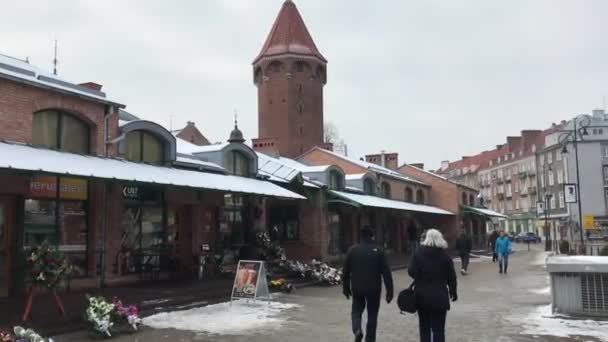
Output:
[{"xmin": 21, "ymin": 286, "xmax": 65, "ymax": 322}]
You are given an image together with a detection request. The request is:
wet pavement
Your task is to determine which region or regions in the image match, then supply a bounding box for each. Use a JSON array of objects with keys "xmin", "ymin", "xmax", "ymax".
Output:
[{"xmin": 58, "ymin": 244, "xmax": 608, "ymax": 342}]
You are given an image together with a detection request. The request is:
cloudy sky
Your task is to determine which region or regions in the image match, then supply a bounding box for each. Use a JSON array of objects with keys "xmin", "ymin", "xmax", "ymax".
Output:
[{"xmin": 2, "ymin": 0, "xmax": 607, "ymax": 169}]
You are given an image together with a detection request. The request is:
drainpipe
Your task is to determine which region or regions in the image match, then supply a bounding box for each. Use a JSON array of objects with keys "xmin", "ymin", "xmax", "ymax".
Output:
[{"xmin": 99, "ymin": 105, "xmax": 116, "ymax": 288}]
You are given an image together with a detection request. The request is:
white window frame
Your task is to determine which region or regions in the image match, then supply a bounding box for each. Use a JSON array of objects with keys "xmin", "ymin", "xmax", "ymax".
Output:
[
  {"xmin": 559, "ymin": 191, "xmax": 564, "ymax": 208},
  {"xmin": 548, "ymin": 172, "xmax": 554, "ymax": 186}
]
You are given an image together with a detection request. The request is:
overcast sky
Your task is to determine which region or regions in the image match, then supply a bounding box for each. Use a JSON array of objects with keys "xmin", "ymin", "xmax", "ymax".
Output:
[{"xmin": 2, "ymin": 0, "xmax": 607, "ymax": 169}]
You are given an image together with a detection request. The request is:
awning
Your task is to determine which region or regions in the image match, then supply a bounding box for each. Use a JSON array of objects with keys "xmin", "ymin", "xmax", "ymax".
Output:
[
  {"xmin": 329, "ymin": 190, "xmax": 454, "ymax": 215},
  {"xmin": 0, "ymin": 141, "xmax": 305, "ymax": 200},
  {"xmin": 461, "ymin": 205, "xmax": 507, "ymax": 219}
]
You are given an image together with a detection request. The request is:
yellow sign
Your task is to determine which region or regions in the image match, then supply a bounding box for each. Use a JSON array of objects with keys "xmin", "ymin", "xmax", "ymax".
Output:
[
  {"xmin": 59, "ymin": 177, "xmax": 88, "ymax": 200},
  {"xmin": 583, "ymin": 214, "xmax": 594, "ymax": 230}
]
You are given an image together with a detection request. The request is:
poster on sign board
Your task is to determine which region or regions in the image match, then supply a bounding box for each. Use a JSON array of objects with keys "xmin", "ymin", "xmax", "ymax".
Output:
[
  {"xmin": 564, "ymin": 184, "xmax": 577, "ymax": 203},
  {"xmin": 231, "ymin": 260, "xmax": 270, "ymax": 302}
]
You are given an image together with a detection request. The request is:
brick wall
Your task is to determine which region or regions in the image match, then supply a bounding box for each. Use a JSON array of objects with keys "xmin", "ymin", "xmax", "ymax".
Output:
[
  {"xmin": 0, "ymin": 78, "xmax": 112, "ymax": 155},
  {"xmin": 297, "ymin": 149, "xmax": 368, "ymax": 174}
]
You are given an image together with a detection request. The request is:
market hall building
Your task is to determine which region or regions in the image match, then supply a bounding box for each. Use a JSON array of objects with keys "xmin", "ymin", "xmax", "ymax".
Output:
[{"xmin": 0, "ymin": 54, "xmax": 304, "ymax": 299}]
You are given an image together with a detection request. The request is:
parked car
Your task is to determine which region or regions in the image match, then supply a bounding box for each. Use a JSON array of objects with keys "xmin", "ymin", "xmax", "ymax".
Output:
[{"xmin": 514, "ymin": 232, "xmax": 541, "ymax": 243}]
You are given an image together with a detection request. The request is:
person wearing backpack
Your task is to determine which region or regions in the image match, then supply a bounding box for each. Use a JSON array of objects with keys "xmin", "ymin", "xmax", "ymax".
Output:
[
  {"xmin": 343, "ymin": 226, "xmax": 394, "ymax": 342},
  {"xmin": 408, "ymin": 229, "xmax": 457, "ymax": 342}
]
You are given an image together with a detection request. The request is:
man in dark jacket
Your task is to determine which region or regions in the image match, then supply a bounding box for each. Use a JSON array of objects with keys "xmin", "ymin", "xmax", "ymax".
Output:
[
  {"xmin": 455, "ymin": 227, "xmax": 473, "ymax": 275},
  {"xmin": 489, "ymin": 229, "xmax": 499, "ymax": 262},
  {"xmin": 343, "ymin": 226, "xmax": 393, "ymax": 342}
]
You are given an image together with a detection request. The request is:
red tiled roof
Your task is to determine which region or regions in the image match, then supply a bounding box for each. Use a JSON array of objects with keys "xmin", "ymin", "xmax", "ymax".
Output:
[
  {"xmin": 253, "ymin": 0, "xmax": 327, "ymax": 64},
  {"xmin": 442, "ymin": 124, "xmax": 563, "ymax": 173}
]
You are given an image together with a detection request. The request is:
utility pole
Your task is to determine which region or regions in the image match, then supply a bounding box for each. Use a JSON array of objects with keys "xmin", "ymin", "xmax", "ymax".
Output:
[{"xmin": 53, "ymin": 39, "xmax": 58, "ymax": 76}]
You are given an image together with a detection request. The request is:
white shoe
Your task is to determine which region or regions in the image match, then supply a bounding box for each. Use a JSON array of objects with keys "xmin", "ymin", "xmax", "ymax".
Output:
[{"xmin": 461, "ymin": 269, "xmax": 465, "ymax": 275}]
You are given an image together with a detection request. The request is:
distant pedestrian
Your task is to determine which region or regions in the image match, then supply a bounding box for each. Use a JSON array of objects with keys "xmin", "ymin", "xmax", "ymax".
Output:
[
  {"xmin": 455, "ymin": 227, "xmax": 472, "ymax": 275},
  {"xmin": 495, "ymin": 230, "xmax": 512, "ymax": 274},
  {"xmin": 408, "ymin": 223, "xmax": 419, "ymax": 256},
  {"xmin": 408, "ymin": 229, "xmax": 457, "ymax": 342},
  {"xmin": 489, "ymin": 230, "xmax": 498, "ymax": 263},
  {"xmin": 343, "ymin": 226, "xmax": 394, "ymax": 342}
]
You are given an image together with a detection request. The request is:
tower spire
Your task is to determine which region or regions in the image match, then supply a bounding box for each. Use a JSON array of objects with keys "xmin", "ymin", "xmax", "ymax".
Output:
[{"xmin": 53, "ymin": 39, "xmax": 58, "ymax": 76}]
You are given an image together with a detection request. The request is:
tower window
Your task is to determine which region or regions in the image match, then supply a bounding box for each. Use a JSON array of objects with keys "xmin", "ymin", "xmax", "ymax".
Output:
[{"xmin": 296, "ymin": 63, "xmax": 304, "ymax": 72}]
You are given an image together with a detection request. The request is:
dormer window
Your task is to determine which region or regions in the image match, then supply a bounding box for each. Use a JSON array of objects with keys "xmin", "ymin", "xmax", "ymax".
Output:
[
  {"xmin": 364, "ymin": 178, "xmax": 375, "ymax": 195},
  {"xmin": 416, "ymin": 189, "xmax": 425, "ymax": 204},
  {"xmin": 226, "ymin": 150, "xmax": 249, "ymax": 176},
  {"xmin": 405, "ymin": 187, "xmax": 414, "ymax": 202},
  {"xmin": 381, "ymin": 182, "xmax": 391, "ymax": 199},
  {"xmin": 125, "ymin": 130, "xmax": 164, "ymax": 165},
  {"xmin": 329, "ymin": 170, "xmax": 343, "ymax": 190},
  {"xmin": 33, "ymin": 110, "xmax": 89, "ymax": 154}
]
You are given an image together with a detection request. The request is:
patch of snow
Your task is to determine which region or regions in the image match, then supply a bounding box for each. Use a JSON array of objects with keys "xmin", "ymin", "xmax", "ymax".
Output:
[
  {"xmin": 530, "ymin": 287, "xmax": 551, "ymax": 295},
  {"xmin": 514, "ymin": 305, "xmax": 608, "ymax": 341},
  {"xmin": 531, "ymin": 252, "xmax": 553, "ymax": 266},
  {"xmin": 143, "ymin": 301, "xmax": 300, "ymax": 335}
]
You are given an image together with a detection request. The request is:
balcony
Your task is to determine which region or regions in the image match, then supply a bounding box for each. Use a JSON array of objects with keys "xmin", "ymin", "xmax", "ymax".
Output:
[
  {"xmin": 497, "ymin": 193, "xmax": 505, "ymax": 200},
  {"xmin": 528, "ymin": 169, "xmax": 536, "ymax": 177},
  {"xmin": 496, "ymin": 176, "xmax": 504, "ymax": 184},
  {"xmin": 529, "ymin": 186, "xmax": 537, "ymax": 195},
  {"xmin": 518, "ymin": 171, "xmax": 528, "ymax": 178},
  {"xmin": 506, "ymin": 192, "xmax": 513, "ymax": 199},
  {"xmin": 505, "ymin": 174, "xmax": 512, "ymax": 182}
]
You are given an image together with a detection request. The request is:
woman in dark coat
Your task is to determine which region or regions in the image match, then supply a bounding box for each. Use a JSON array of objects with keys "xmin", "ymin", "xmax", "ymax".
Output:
[{"xmin": 408, "ymin": 229, "xmax": 457, "ymax": 342}]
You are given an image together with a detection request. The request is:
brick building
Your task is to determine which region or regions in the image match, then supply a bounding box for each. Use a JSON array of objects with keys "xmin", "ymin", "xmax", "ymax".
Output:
[
  {"xmin": 252, "ymin": 0, "xmax": 327, "ymax": 158},
  {"xmin": 0, "ymin": 54, "xmax": 303, "ymax": 299},
  {"xmin": 172, "ymin": 121, "xmax": 211, "ymax": 146}
]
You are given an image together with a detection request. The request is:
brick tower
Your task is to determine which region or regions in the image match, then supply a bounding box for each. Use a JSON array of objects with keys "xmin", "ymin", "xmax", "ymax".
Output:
[{"xmin": 252, "ymin": 0, "xmax": 327, "ymax": 158}]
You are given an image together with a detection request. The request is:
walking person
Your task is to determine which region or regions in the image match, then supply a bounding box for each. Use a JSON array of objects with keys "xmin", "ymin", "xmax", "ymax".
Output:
[
  {"xmin": 488, "ymin": 229, "xmax": 498, "ymax": 263},
  {"xmin": 455, "ymin": 227, "xmax": 472, "ymax": 275},
  {"xmin": 495, "ymin": 230, "xmax": 512, "ymax": 274},
  {"xmin": 343, "ymin": 226, "xmax": 394, "ymax": 342},
  {"xmin": 408, "ymin": 223, "xmax": 419, "ymax": 256},
  {"xmin": 408, "ymin": 229, "xmax": 457, "ymax": 342}
]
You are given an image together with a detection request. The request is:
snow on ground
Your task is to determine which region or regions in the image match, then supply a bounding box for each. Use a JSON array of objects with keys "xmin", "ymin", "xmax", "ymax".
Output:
[
  {"xmin": 529, "ymin": 286, "xmax": 550, "ymax": 295},
  {"xmin": 531, "ymin": 251, "xmax": 553, "ymax": 266},
  {"xmin": 513, "ymin": 305, "xmax": 608, "ymax": 341},
  {"xmin": 143, "ymin": 300, "xmax": 300, "ymax": 336}
]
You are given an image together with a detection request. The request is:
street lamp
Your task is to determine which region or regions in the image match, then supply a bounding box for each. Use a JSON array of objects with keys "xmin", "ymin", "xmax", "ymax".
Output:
[
  {"xmin": 559, "ymin": 114, "xmax": 592, "ymax": 254},
  {"xmin": 544, "ymin": 192, "xmax": 552, "ymax": 252}
]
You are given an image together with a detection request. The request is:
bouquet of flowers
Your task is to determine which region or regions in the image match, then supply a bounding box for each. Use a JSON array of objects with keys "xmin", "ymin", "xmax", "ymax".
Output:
[
  {"xmin": 26, "ymin": 242, "xmax": 72, "ymax": 289},
  {"xmin": 112, "ymin": 297, "xmax": 142, "ymax": 331},
  {"xmin": 85, "ymin": 296, "xmax": 115, "ymax": 337},
  {"xmin": 0, "ymin": 327, "xmax": 54, "ymax": 342}
]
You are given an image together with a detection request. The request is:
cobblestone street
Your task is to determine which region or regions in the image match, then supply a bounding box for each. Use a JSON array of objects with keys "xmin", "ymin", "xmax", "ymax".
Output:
[{"xmin": 58, "ymin": 245, "xmax": 608, "ymax": 342}]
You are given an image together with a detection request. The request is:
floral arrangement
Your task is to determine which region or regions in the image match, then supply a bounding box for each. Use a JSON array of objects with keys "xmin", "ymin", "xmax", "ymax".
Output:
[
  {"xmin": 0, "ymin": 326, "xmax": 54, "ymax": 342},
  {"xmin": 85, "ymin": 296, "xmax": 142, "ymax": 337},
  {"xmin": 26, "ymin": 242, "xmax": 72, "ymax": 289},
  {"xmin": 112, "ymin": 297, "xmax": 142, "ymax": 331},
  {"xmin": 85, "ymin": 296, "xmax": 115, "ymax": 337}
]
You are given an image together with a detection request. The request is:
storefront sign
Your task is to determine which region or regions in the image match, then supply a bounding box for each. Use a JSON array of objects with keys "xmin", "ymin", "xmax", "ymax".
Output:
[
  {"xmin": 122, "ymin": 185, "xmax": 141, "ymax": 200},
  {"xmin": 231, "ymin": 260, "xmax": 270, "ymax": 302},
  {"xmin": 583, "ymin": 214, "xmax": 595, "ymax": 230},
  {"xmin": 30, "ymin": 176, "xmax": 87, "ymax": 200}
]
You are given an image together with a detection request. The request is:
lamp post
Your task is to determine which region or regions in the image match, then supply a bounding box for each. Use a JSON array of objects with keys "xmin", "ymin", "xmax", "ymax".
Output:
[
  {"xmin": 544, "ymin": 192, "xmax": 552, "ymax": 252},
  {"xmin": 559, "ymin": 114, "xmax": 591, "ymax": 254}
]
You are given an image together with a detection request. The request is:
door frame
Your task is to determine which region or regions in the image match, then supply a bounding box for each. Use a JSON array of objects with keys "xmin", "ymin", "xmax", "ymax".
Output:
[{"xmin": 0, "ymin": 196, "xmax": 16, "ymax": 297}]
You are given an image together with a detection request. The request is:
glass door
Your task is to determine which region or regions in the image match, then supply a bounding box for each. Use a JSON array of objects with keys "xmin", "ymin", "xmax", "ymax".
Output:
[{"xmin": 0, "ymin": 197, "xmax": 14, "ymax": 297}]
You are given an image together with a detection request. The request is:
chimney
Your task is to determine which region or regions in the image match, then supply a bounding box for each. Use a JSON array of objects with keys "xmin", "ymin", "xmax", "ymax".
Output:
[
  {"xmin": 410, "ymin": 163, "xmax": 424, "ymax": 170},
  {"xmin": 187, "ymin": 121, "xmax": 195, "ymax": 126},
  {"xmin": 593, "ymin": 109, "xmax": 605, "ymax": 120},
  {"xmin": 252, "ymin": 137, "xmax": 280, "ymax": 157},
  {"xmin": 79, "ymin": 82, "xmax": 103, "ymax": 91},
  {"xmin": 441, "ymin": 160, "xmax": 449, "ymax": 171},
  {"xmin": 366, "ymin": 152, "xmax": 398, "ymax": 170},
  {"xmin": 319, "ymin": 142, "xmax": 334, "ymax": 151},
  {"xmin": 521, "ymin": 130, "xmax": 541, "ymax": 150}
]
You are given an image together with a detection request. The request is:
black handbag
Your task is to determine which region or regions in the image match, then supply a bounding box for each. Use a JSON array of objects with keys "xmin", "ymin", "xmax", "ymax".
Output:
[{"xmin": 397, "ymin": 281, "xmax": 417, "ymax": 313}]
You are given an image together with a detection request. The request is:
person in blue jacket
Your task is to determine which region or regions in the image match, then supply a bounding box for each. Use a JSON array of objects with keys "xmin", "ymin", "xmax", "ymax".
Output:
[{"xmin": 495, "ymin": 230, "xmax": 512, "ymax": 274}]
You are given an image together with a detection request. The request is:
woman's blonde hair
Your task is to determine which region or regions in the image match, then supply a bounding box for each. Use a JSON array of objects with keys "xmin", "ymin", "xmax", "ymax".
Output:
[{"xmin": 421, "ymin": 228, "xmax": 448, "ymax": 249}]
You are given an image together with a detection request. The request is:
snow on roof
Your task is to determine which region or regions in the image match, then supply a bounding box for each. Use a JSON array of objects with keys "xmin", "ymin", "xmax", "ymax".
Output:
[
  {"xmin": 301, "ymin": 165, "xmax": 331, "ymax": 173},
  {"xmin": 345, "ymin": 173, "xmax": 368, "ymax": 180},
  {"xmin": 0, "ymin": 141, "xmax": 304, "ymax": 200},
  {"xmin": 190, "ymin": 143, "xmax": 229, "ymax": 154},
  {"xmin": 175, "ymin": 155, "xmax": 225, "ymax": 172},
  {"xmin": 463, "ymin": 206, "xmax": 507, "ymax": 218},
  {"xmin": 546, "ymin": 255, "xmax": 608, "ymax": 273},
  {"xmin": 311, "ymin": 148, "xmax": 427, "ymax": 186},
  {"xmin": 330, "ymin": 190, "xmax": 454, "ymax": 215},
  {"xmin": 0, "ymin": 53, "xmax": 123, "ymax": 106},
  {"xmin": 257, "ymin": 152, "xmax": 301, "ymax": 183},
  {"xmin": 175, "ymin": 137, "xmax": 226, "ymax": 155}
]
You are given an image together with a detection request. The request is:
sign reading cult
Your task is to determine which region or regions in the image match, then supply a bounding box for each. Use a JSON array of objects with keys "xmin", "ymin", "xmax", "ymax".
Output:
[{"xmin": 231, "ymin": 260, "xmax": 271, "ymax": 303}]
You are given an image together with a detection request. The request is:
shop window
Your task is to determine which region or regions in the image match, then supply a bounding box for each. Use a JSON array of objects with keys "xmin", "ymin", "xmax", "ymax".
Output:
[
  {"xmin": 119, "ymin": 206, "xmax": 165, "ymax": 275},
  {"xmin": 32, "ymin": 110, "xmax": 89, "ymax": 154},
  {"xmin": 125, "ymin": 130, "xmax": 164, "ymax": 165},
  {"xmin": 381, "ymin": 182, "xmax": 391, "ymax": 199},
  {"xmin": 364, "ymin": 178, "xmax": 375, "ymax": 195},
  {"xmin": 268, "ymin": 207, "xmax": 299, "ymax": 241},
  {"xmin": 405, "ymin": 187, "xmax": 414, "ymax": 202},
  {"xmin": 24, "ymin": 199, "xmax": 88, "ymax": 278},
  {"xmin": 416, "ymin": 189, "xmax": 425, "ymax": 204},
  {"xmin": 327, "ymin": 213, "xmax": 342, "ymax": 255},
  {"xmin": 225, "ymin": 150, "xmax": 250, "ymax": 176},
  {"xmin": 329, "ymin": 171, "xmax": 343, "ymax": 190}
]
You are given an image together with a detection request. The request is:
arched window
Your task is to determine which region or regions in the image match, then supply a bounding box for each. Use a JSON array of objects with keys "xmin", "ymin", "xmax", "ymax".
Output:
[
  {"xmin": 462, "ymin": 192, "xmax": 468, "ymax": 205},
  {"xmin": 226, "ymin": 150, "xmax": 249, "ymax": 176},
  {"xmin": 381, "ymin": 182, "xmax": 391, "ymax": 199},
  {"xmin": 254, "ymin": 67, "xmax": 262, "ymax": 84},
  {"xmin": 268, "ymin": 61, "xmax": 282, "ymax": 73},
  {"xmin": 469, "ymin": 194, "xmax": 475, "ymax": 206},
  {"xmin": 329, "ymin": 170, "xmax": 343, "ymax": 190},
  {"xmin": 416, "ymin": 189, "xmax": 425, "ymax": 204},
  {"xmin": 125, "ymin": 130, "xmax": 164, "ymax": 165},
  {"xmin": 405, "ymin": 188, "xmax": 414, "ymax": 202},
  {"xmin": 32, "ymin": 110, "xmax": 89, "ymax": 154},
  {"xmin": 364, "ymin": 178, "xmax": 375, "ymax": 195}
]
